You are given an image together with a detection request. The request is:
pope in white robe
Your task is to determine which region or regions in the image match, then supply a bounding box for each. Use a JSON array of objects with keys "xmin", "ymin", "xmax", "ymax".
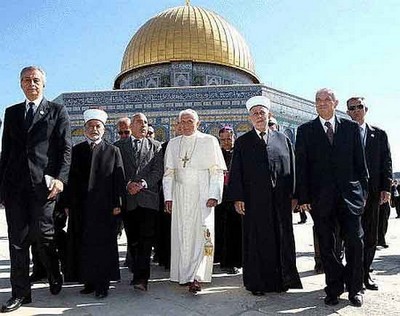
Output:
[{"xmin": 163, "ymin": 111, "xmax": 226, "ymax": 288}]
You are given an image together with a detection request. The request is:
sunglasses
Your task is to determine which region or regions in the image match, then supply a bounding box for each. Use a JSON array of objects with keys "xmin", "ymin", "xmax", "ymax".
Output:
[
  {"xmin": 118, "ymin": 130, "xmax": 131, "ymax": 135},
  {"xmin": 348, "ymin": 104, "xmax": 364, "ymax": 111}
]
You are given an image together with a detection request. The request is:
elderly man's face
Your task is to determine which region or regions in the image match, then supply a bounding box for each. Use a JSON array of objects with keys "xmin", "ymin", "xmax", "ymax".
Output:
[
  {"xmin": 219, "ymin": 131, "xmax": 234, "ymax": 151},
  {"xmin": 20, "ymin": 69, "xmax": 45, "ymax": 101},
  {"xmin": 131, "ymin": 114, "xmax": 148, "ymax": 139},
  {"xmin": 180, "ymin": 113, "xmax": 199, "ymax": 136},
  {"xmin": 85, "ymin": 120, "xmax": 105, "ymax": 141},
  {"xmin": 316, "ymin": 91, "xmax": 338, "ymax": 120},
  {"xmin": 117, "ymin": 122, "xmax": 131, "ymax": 139},
  {"xmin": 347, "ymin": 98, "xmax": 367, "ymax": 124},
  {"xmin": 249, "ymin": 105, "xmax": 269, "ymax": 131}
]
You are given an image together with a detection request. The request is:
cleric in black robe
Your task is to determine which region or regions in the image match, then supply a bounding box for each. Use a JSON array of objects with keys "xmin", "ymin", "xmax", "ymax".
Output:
[
  {"xmin": 228, "ymin": 96, "xmax": 302, "ymax": 295},
  {"xmin": 64, "ymin": 109, "xmax": 125, "ymax": 298}
]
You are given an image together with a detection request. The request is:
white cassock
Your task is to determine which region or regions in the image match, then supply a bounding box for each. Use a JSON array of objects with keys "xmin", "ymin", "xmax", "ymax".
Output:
[{"xmin": 163, "ymin": 131, "xmax": 226, "ymax": 284}]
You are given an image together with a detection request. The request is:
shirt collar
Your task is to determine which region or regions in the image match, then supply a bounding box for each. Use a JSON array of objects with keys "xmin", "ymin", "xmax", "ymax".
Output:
[
  {"xmin": 25, "ymin": 97, "xmax": 43, "ymax": 111},
  {"xmin": 319, "ymin": 116, "xmax": 336, "ymax": 131},
  {"xmin": 86, "ymin": 138, "xmax": 102, "ymax": 145},
  {"xmin": 359, "ymin": 122, "xmax": 366, "ymax": 131},
  {"xmin": 255, "ymin": 129, "xmax": 268, "ymax": 137}
]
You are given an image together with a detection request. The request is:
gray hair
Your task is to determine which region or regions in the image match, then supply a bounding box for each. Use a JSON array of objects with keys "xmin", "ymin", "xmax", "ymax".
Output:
[
  {"xmin": 178, "ymin": 109, "xmax": 199, "ymax": 122},
  {"xmin": 20, "ymin": 66, "xmax": 47, "ymax": 85},
  {"xmin": 315, "ymin": 88, "xmax": 337, "ymax": 101},
  {"xmin": 117, "ymin": 117, "xmax": 131, "ymax": 126}
]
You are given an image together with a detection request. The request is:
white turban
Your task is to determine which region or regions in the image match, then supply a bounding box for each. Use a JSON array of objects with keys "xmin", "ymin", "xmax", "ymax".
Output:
[
  {"xmin": 83, "ymin": 109, "xmax": 108, "ymax": 125},
  {"xmin": 246, "ymin": 96, "xmax": 271, "ymax": 112}
]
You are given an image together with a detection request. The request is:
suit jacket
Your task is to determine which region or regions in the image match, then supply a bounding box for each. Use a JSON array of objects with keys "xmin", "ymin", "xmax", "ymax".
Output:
[
  {"xmin": 295, "ymin": 116, "xmax": 369, "ymax": 216},
  {"xmin": 364, "ymin": 124, "xmax": 392, "ymax": 193},
  {"xmin": 0, "ymin": 98, "xmax": 71, "ymax": 200},
  {"xmin": 114, "ymin": 136, "xmax": 163, "ymax": 211}
]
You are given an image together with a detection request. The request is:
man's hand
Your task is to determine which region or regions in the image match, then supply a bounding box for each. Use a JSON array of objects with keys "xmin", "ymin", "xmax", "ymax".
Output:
[
  {"xmin": 47, "ymin": 179, "xmax": 64, "ymax": 200},
  {"xmin": 206, "ymin": 198, "xmax": 217, "ymax": 208},
  {"xmin": 113, "ymin": 207, "xmax": 121, "ymax": 216},
  {"xmin": 234, "ymin": 201, "xmax": 245, "ymax": 215},
  {"xmin": 380, "ymin": 191, "xmax": 391, "ymax": 205},
  {"xmin": 127, "ymin": 181, "xmax": 143, "ymax": 195},
  {"xmin": 291, "ymin": 199, "xmax": 298, "ymax": 212},
  {"xmin": 164, "ymin": 200, "xmax": 172, "ymax": 214},
  {"xmin": 299, "ymin": 203, "xmax": 312, "ymax": 212}
]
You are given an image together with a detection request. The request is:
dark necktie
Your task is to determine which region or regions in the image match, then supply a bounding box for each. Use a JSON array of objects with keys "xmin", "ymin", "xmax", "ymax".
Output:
[
  {"xmin": 260, "ymin": 131, "xmax": 266, "ymax": 141},
  {"xmin": 324, "ymin": 121, "xmax": 334, "ymax": 145},
  {"xmin": 90, "ymin": 142, "xmax": 96, "ymax": 151},
  {"xmin": 25, "ymin": 102, "xmax": 35, "ymax": 128},
  {"xmin": 133, "ymin": 139, "xmax": 141, "ymax": 161}
]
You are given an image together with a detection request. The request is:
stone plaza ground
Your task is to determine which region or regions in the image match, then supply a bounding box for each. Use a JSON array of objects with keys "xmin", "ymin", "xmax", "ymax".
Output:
[{"xmin": 0, "ymin": 207, "xmax": 399, "ymax": 316}]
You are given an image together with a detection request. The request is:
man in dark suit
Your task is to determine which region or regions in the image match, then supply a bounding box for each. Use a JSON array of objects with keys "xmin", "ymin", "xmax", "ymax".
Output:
[
  {"xmin": 295, "ymin": 88, "xmax": 369, "ymax": 307},
  {"xmin": 114, "ymin": 113, "xmax": 163, "ymax": 291},
  {"xmin": 346, "ymin": 97, "xmax": 392, "ymax": 291},
  {"xmin": 0, "ymin": 66, "xmax": 71, "ymax": 313}
]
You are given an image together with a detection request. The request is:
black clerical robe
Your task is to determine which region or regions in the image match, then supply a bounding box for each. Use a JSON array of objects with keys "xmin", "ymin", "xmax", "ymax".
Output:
[
  {"xmin": 64, "ymin": 140, "xmax": 125, "ymax": 285},
  {"xmin": 228, "ymin": 129, "xmax": 302, "ymax": 292}
]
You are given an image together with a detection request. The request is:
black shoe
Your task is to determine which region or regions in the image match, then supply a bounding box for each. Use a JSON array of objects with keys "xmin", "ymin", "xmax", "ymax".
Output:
[
  {"xmin": 80, "ymin": 285, "xmax": 95, "ymax": 294},
  {"xmin": 95, "ymin": 290, "xmax": 108, "ymax": 299},
  {"xmin": 380, "ymin": 244, "xmax": 389, "ymax": 248},
  {"xmin": 188, "ymin": 280, "xmax": 201, "ymax": 293},
  {"xmin": 297, "ymin": 220, "xmax": 307, "ymax": 224},
  {"xmin": 1, "ymin": 296, "xmax": 32, "ymax": 313},
  {"xmin": 29, "ymin": 272, "xmax": 46, "ymax": 283},
  {"xmin": 224, "ymin": 267, "xmax": 239, "ymax": 274},
  {"xmin": 365, "ymin": 278, "xmax": 379, "ymax": 291},
  {"xmin": 133, "ymin": 281, "xmax": 148, "ymax": 291},
  {"xmin": 314, "ymin": 262, "xmax": 324, "ymax": 274},
  {"xmin": 349, "ymin": 294, "xmax": 363, "ymax": 307},
  {"xmin": 49, "ymin": 274, "xmax": 63, "ymax": 295},
  {"xmin": 251, "ymin": 291, "xmax": 265, "ymax": 296},
  {"xmin": 324, "ymin": 295, "xmax": 339, "ymax": 306}
]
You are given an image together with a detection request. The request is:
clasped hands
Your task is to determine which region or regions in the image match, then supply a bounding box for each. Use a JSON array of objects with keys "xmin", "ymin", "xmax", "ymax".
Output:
[{"xmin": 127, "ymin": 181, "xmax": 143, "ymax": 195}]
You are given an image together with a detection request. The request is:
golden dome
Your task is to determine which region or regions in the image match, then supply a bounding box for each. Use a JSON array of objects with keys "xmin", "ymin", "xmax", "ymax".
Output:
[{"xmin": 115, "ymin": 4, "xmax": 258, "ymax": 87}]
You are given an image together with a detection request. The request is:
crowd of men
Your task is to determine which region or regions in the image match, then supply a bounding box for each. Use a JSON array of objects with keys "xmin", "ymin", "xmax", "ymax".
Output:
[{"xmin": 0, "ymin": 66, "xmax": 394, "ymax": 313}]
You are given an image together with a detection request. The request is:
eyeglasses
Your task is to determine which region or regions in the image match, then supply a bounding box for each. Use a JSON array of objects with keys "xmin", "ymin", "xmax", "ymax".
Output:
[
  {"xmin": 348, "ymin": 104, "xmax": 364, "ymax": 111},
  {"xmin": 268, "ymin": 122, "xmax": 276, "ymax": 127},
  {"xmin": 118, "ymin": 130, "xmax": 131, "ymax": 135}
]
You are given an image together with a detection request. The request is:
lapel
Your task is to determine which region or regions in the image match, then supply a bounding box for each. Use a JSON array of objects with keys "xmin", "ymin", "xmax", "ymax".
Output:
[
  {"xmin": 250, "ymin": 129, "xmax": 268, "ymax": 160},
  {"xmin": 312, "ymin": 117, "xmax": 332, "ymax": 147},
  {"xmin": 137, "ymin": 138, "xmax": 150, "ymax": 168},
  {"xmin": 123, "ymin": 137, "xmax": 137, "ymax": 168},
  {"xmin": 28, "ymin": 98, "xmax": 51, "ymax": 133},
  {"xmin": 16, "ymin": 103, "xmax": 26, "ymax": 136},
  {"xmin": 365, "ymin": 123, "xmax": 375, "ymax": 150}
]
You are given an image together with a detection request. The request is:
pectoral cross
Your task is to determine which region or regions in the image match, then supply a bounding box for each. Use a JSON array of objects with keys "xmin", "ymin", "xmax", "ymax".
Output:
[{"xmin": 182, "ymin": 153, "xmax": 190, "ymax": 168}]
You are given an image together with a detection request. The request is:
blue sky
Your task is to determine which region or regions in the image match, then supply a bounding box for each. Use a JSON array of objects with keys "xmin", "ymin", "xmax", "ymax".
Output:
[{"xmin": 1, "ymin": 0, "xmax": 399, "ymax": 171}]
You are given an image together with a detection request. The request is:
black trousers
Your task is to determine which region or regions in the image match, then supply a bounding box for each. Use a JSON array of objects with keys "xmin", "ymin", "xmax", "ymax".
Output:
[
  {"xmin": 378, "ymin": 202, "xmax": 390, "ymax": 246},
  {"xmin": 4, "ymin": 184, "xmax": 60, "ymax": 298},
  {"xmin": 361, "ymin": 191, "xmax": 380, "ymax": 280},
  {"xmin": 124, "ymin": 207, "xmax": 157, "ymax": 284},
  {"xmin": 218, "ymin": 201, "xmax": 242, "ymax": 269},
  {"xmin": 31, "ymin": 204, "xmax": 68, "ymax": 276},
  {"xmin": 312, "ymin": 196, "xmax": 364, "ymax": 298}
]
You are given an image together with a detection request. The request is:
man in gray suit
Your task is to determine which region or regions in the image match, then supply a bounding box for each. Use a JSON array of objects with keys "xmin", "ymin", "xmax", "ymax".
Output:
[{"xmin": 114, "ymin": 113, "xmax": 163, "ymax": 291}]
